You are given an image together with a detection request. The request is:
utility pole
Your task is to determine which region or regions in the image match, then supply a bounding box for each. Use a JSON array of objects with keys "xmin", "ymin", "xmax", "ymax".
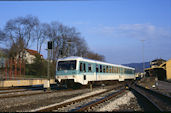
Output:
[
  {"xmin": 141, "ymin": 40, "xmax": 145, "ymax": 74},
  {"xmin": 47, "ymin": 49, "xmax": 50, "ymax": 81}
]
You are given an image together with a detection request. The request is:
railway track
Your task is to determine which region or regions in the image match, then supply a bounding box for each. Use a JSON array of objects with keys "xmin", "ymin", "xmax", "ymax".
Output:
[
  {"xmin": 0, "ymin": 85, "xmax": 46, "ymax": 95},
  {"xmin": 0, "ymin": 89, "xmax": 30, "ymax": 94},
  {"xmin": 30, "ymin": 86, "xmax": 126, "ymax": 112},
  {"xmin": 129, "ymin": 83, "xmax": 171, "ymax": 111},
  {"xmin": 0, "ymin": 86, "xmax": 108, "ymax": 99},
  {"xmin": 70, "ymin": 88, "xmax": 126, "ymax": 112},
  {"xmin": 0, "ymin": 88, "xmax": 74, "ymax": 99},
  {"xmin": 0, "ymin": 86, "xmax": 52, "ymax": 95},
  {"xmin": 0, "ymin": 81, "xmax": 126, "ymax": 99}
]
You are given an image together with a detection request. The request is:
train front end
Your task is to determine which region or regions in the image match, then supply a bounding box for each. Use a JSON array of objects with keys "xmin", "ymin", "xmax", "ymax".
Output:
[{"xmin": 55, "ymin": 59, "xmax": 78, "ymax": 86}]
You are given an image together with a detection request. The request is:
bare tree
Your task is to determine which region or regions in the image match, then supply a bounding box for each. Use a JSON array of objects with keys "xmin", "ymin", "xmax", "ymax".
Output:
[
  {"xmin": 1, "ymin": 15, "xmax": 105, "ymax": 62},
  {"xmin": 86, "ymin": 51, "xmax": 105, "ymax": 61},
  {"xmin": 0, "ymin": 29, "xmax": 6, "ymax": 42},
  {"xmin": 43, "ymin": 22, "xmax": 62, "ymax": 63},
  {"xmin": 4, "ymin": 15, "xmax": 39, "ymax": 58},
  {"xmin": 34, "ymin": 23, "xmax": 47, "ymax": 54}
]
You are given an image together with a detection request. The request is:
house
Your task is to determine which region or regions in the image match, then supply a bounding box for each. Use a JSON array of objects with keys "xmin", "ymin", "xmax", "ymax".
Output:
[{"xmin": 16, "ymin": 49, "xmax": 43, "ymax": 64}]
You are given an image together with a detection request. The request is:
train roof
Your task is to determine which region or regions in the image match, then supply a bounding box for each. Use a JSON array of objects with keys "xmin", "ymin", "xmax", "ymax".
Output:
[{"xmin": 57, "ymin": 56, "xmax": 135, "ymax": 70}]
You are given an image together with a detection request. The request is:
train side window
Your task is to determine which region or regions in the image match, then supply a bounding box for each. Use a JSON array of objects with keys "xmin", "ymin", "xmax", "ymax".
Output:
[
  {"xmin": 125, "ymin": 69, "xmax": 127, "ymax": 74},
  {"xmin": 103, "ymin": 66, "xmax": 106, "ymax": 73},
  {"xmin": 113, "ymin": 67, "xmax": 116, "ymax": 73},
  {"xmin": 80, "ymin": 62, "xmax": 83, "ymax": 72},
  {"xmin": 83, "ymin": 63, "xmax": 86, "ymax": 72},
  {"xmin": 88, "ymin": 63, "xmax": 92, "ymax": 72},
  {"xmin": 111, "ymin": 67, "xmax": 113, "ymax": 73},
  {"xmin": 112, "ymin": 67, "xmax": 114, "ymax": 73},
  {"xmin": 100, "ymin": 65, "xmax": 102, "ymax": 72},
  {"xmin": 109, "ymin": 66, "xmax": 111, "ymax": 73},
  {"xmin": 96, "ymin": 64, "xmax": 99, "ymax": 72},
  {"xmin": 106, "ymin": 66, "xmax": 108, "ymax": 73}
]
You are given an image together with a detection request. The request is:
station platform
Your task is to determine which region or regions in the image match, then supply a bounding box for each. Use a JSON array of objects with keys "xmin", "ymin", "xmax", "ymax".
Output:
[{"xmin": 0, "ymin": 79, "xmax": 55, "ymax": 87}]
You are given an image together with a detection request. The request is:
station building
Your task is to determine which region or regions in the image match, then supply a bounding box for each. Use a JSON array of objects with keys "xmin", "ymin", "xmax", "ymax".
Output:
[
  {"xmin": 166, "ymin": 59, "xmax": 171, "ymax": 80},
  {"xmin": 145, "ymin": 58, "xmax": 171, "ymax": 81}
]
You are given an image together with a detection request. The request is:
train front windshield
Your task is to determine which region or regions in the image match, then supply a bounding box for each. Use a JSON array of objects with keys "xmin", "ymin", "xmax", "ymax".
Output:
[{"xmin": 57, "ymin": 60, "xmax": 77, "ymax": 71}]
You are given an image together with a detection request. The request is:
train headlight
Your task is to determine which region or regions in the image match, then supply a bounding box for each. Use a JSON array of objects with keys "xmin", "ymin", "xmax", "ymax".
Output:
[{"xmin": 125, "ymin": 86, "xmax": 129, "ymax": 89}]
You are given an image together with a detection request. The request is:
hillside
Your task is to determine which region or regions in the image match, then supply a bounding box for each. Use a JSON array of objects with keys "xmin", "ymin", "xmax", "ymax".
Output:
[{"xmin": 122, "ymin": 62, "xmax": 150, "ymax": 73}]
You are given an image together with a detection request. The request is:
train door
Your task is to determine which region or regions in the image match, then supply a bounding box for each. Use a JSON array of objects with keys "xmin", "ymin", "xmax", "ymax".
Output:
[
  {"xmin": 119, "ymin": 68, "xmax": 124, "ymax": 81},
  {"xmin": 96, "ymin": 64, "xmax": 99, "ymax": 81},
  {"xmin": 83, "ymin": 62, "xmax": 86, "ymax": 82},
  {"xmin": 79, "ymin": 61, "xmax": 87, "ymax": 84}
]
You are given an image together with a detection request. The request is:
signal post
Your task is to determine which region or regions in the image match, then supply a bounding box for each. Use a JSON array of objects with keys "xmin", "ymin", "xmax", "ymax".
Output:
[{"xmin": 44, "ymin": 41, "xmax": 53, "ymax": 91}]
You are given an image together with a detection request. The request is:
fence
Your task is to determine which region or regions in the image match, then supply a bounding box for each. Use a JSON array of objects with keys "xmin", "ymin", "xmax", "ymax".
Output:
[{"xmin": 0, "ymin": 57, "xmax": 25, "ymax": 80}]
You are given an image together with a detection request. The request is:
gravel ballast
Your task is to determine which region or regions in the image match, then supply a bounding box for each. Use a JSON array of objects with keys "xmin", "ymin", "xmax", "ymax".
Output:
[{"xmin": 97, "ymin": 91, "xmax": 142, "ymax": 112}]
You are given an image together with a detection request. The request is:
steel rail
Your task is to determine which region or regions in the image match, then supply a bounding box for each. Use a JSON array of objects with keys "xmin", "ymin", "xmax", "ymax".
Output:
[
  {"xmin": 0, "ymin": 88, "xmax": 74, "ymax": 99},
  {"xmin": 130, "ymin": 84, "xmax": 171, "ymax": 111},
  {"xmin": 0, "ymin": 89, "xmax": 28, "ymax": 94},
  {"xmin": 0, "ymin": 87, "xmax": 24, "ymax": 90},
  {"xmin": 69, "ymin": 88, "xmax": 126, "ymax": 112},
  {"xmin": 0, "ymin": 91, "xmax": 53, "ymax": 99}
]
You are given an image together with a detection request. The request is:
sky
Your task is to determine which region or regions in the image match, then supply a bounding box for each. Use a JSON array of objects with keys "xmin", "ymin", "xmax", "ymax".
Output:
[{"xmin": 0, "ymin": 0, "xmax": 171, "ymax": 64}]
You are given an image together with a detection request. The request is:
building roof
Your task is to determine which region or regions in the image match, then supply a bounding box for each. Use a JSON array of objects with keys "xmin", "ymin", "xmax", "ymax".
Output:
[
  {"xmin": 25, "ymin": 49, "xmax": 43, "ymax": 57},
  {"xmin": 151, "ymin": 58, "xmax": 166, "ymax": 62}
]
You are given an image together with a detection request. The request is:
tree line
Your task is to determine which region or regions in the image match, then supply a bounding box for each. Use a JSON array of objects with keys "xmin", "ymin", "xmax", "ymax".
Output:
[{"xmin": 0, "ymin": 15, "xmax": 105, "ymax": 78}]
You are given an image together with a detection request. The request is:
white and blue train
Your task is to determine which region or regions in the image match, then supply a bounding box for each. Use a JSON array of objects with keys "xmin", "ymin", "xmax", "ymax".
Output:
[{"xmin": 55, "ymin": 56, "xmax": 135, "ymax": 85}]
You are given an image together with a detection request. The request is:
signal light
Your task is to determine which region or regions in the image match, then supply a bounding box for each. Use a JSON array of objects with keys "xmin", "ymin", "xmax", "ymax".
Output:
[{"xmin": 48, "ymin": 41, "xmax": 53, "ymax": 49}]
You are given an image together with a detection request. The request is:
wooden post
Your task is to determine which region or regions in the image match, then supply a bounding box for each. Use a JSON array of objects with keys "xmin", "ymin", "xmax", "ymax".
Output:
[
  {"xmin": 5, "ymin": 60, "xmax": 7, "ymax": 80},
  {"xmin": 9, "ymin": 58, "xmax": 13, "ymax": 79},
  {"xmin": 14, "ymin": 58, "xmax": 17, "ymax": 79},
  {"xmin": 19, "ymin": 57, "xmax": 21, "ymax": 77},
  {"xmin": 22, "ymin": 59, "xmax": 25, "ymax": 78},
  {"xmin": 23, "ymin": 60, "xmax": 25, "ymax": 78}
]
